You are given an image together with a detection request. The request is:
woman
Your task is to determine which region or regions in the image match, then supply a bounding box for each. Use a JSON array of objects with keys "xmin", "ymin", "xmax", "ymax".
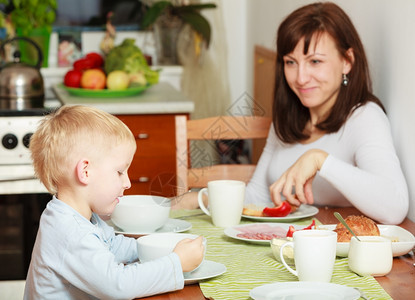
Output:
[{"xmin": 245, "ymin": 2, "xmax": 408, "ymax": 224}]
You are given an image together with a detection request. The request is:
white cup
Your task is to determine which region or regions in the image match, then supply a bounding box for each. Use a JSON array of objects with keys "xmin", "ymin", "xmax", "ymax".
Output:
[
  {"xmin": 197, "ymin": 180, "xmax": 245, "ymax": 227},
  {"xmin": 280, "ymin": 230, "xmax": 337, "ymax": 282},
  {"xmin": 348, "ymin": 236, "xmax": 393, "ymax": 277},
  {"xmin": 137, "ymin": 233, "xmax": 207, "ymax": 273}
]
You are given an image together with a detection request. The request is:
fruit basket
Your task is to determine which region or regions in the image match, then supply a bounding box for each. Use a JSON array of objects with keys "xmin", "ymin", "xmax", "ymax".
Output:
[{"xmin": 60, "ymin": 83, "xmax": 151, "ymax": 98}]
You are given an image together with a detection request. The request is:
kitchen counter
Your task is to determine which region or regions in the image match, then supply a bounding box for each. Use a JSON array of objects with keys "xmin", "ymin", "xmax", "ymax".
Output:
[{"xmin": 52, "ymin": 82, "xmax": 194, "ymax": 115}]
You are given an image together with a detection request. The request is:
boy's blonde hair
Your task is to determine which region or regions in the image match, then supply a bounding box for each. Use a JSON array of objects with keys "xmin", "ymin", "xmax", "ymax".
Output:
[{"xmin": 30, "ymin": 105, "xmax": 136, "ymax": 195}]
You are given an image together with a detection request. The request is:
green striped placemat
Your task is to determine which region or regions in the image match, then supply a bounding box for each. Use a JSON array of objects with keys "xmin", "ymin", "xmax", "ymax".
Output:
[{"xmin": 170, "ymin": 210, "xmax": 392, "ymax": 300}]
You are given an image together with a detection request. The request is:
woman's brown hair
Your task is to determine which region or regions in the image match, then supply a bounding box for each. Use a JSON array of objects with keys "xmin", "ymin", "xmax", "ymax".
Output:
[{"xmin": 273, "ymin": 2, "xmax": 385, "ymax": 143}]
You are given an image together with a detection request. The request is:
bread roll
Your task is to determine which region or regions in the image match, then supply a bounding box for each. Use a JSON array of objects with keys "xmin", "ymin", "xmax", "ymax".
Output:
[
  {"xmin": 242, "ymin": 207, "xmax": 264, "ymax": 217},
  {"xmin": 334, "ymin": 215, "xmax": 380, "ymax": 242},
  {"xmin": 242, "ymin": 204, "xmax": 265, "ymax": 217}
]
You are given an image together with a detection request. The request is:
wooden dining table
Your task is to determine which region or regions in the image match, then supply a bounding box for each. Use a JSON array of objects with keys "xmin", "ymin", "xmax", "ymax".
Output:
[{"xmin": 141, "ymin": 207, "xmax": 415, "ymax": 300}]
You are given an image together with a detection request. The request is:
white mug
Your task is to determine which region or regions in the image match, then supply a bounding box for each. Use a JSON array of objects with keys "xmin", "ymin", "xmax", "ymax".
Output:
[
  {"xmin": 348, "ymin": 236, "xmax": 393, "ymax": 277},
  {"xmin": 280, "ymin": 229, "xmax": 337, "ymax": 282},
  {"xmin": 197, "ymin": 180, "xmax": 245, "ymax": 227}
]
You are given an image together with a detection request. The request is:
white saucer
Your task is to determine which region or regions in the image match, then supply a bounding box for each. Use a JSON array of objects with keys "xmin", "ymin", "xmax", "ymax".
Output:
[
  {"xmin": 184, "ymin": 260, "xmax": 226, "ymax": 285},
  {"xmin": 107, "ymin": 219, "xmax": 192, "ymax": 238},
  {"xmin": 250, "ymin": 282, "xmax": 360, "ymax": 300}
]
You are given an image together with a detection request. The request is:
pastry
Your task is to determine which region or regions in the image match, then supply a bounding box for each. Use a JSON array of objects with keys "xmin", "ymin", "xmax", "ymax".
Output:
[{"xmin": 334, "ymin": 215, "xmax": 380, "ymax": 242}]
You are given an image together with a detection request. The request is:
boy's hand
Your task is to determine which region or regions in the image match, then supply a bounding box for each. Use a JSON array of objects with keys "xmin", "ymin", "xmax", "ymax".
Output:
[{"xmin": 173, "ymin": 236, "xmax": 205, "ymax": 272}]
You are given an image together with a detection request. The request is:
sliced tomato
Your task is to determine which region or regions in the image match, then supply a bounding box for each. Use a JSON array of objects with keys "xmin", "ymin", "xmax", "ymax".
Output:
[
  {"xmin": 286, "ymin": 220, "xmax": 316, "ymax": 237},
  {"xmin": 262, "ymin": 201, "xmax": 292, "ymax": 217}
]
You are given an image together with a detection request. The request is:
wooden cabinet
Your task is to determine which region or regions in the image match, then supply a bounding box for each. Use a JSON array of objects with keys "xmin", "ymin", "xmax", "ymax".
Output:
[
  {"xmin": 116, "ymin": 114, "xmax": 188, "ymax": 197},
  {"xmin": 253, "ymin": 45, "xmax": 276, "ymax": 163}
]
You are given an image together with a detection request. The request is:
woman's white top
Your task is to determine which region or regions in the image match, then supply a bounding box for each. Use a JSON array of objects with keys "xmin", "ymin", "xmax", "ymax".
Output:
[{"xmin": 246, "ymin": 102, "xmax": 408, "ymax": 224}]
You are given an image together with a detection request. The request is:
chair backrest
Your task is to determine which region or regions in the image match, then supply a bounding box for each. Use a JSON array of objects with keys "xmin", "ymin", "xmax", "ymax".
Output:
[{"xmin": 175, "ymin": 115, "xmax": 272, "ymax": 195}]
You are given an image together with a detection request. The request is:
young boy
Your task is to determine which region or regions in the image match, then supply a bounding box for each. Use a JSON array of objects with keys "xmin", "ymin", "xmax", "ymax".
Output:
[{"xmin": 24, "ymin": 105, "xmax": 204, "ymax": 299}]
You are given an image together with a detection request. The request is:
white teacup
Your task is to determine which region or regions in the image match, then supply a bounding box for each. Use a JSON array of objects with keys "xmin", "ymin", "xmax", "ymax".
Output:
[
  {"xmin": 280, "ymin": 229, "xmax": 337, "ymax": 282},
  {"xmin": 348, "ymin": 236, "xmax": 393, "ymax": 277},
  {"xmin": 197, "ymin": 180, "xmax": 245, "ymax": 227}
]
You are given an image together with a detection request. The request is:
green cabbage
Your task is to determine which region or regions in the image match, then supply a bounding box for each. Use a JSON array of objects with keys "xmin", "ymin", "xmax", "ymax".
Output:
[{"xmin": 104, "ymin": 39, "xmax": 159, "ymax": 85}]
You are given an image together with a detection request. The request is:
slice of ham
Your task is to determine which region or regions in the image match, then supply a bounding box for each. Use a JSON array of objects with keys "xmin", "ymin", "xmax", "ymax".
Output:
[{"xmin": 236, "ymin": 224, "xmax": 288, "ymax": 240}]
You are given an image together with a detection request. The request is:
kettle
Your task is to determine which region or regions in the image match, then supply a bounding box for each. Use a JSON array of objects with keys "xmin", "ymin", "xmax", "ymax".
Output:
[{"xmin": 0, "ymin": 37, "xmax": 45, "ymax": 110}]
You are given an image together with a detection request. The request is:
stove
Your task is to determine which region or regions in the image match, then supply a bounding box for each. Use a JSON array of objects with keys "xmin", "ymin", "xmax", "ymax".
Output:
[
  {"xmin": 0, "ymin": 109, "xmax": 55, "ymax": 280},
  {"xmin": 0, "ymin": 110, "xmax": 51, "ymax": 194}
]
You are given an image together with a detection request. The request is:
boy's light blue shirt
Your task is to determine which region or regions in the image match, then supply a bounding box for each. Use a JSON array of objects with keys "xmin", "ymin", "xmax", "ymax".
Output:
[{"xmin": 24, "ymin": 196, "xmax": 184, "ymax": 299}]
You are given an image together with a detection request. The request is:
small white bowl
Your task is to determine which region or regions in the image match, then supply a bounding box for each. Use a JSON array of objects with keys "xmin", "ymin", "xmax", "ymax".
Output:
[
  {"xmin": 348, "ymin": 236, "xmax": 393, "ymax": 277},
  {"xmin": 137, "ymin": 233, "xmax": 206, "ymax": 272},
  {"xmin": 270, "ymin": 237, "xmax": 294, "ymax": 266},
  {"xmin": 111, "ymin": 195, "xmax": 171, "ymax": 233}
]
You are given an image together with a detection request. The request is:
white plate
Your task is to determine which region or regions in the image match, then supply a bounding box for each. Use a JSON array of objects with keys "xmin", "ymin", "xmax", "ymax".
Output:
[
  {"xmin": 184, "ymin": 260, "xmax": 226, "ymax": 285},
  {"xmin": 107, "ymin": 219, "xmax": 192, "ymax": 238},
  {"xmin": 224, "ymin": 223, "xmax": 310, "ymax": 244},
  {"xmin": 242, "ymin": 205, "xmax": 318, "ymax": 222},
  {"xmin": 318, "ymin": 224, "xmax": 415, "ymax": 257},
  {"xmin": 250, "ymin": 282, "xmax": 360, "ymax": 300}
]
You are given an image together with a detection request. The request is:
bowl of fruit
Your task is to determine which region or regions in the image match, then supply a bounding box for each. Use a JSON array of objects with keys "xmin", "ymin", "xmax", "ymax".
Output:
[{"xmin": 62, "ymin": 39, "xmax": 159, "ymax": 98}]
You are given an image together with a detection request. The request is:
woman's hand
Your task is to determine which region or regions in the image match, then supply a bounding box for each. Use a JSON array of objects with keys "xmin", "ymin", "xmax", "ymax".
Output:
[
  {"xmin": 171, "ymin": 191, "xmax": 201, "ymax": 210},
  {"xmin": 270, "ymin": 149, "xmax": 328, "ymax": 206}
]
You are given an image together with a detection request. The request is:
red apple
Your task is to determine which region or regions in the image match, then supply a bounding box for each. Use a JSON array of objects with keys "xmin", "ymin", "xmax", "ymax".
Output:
[
  {"xmin": 80, "ymin": 69, "xmax": 106, "ymax": 89},
  {"xmin": 64, "ymin": 69, "xmax": 83, "ymax": 88},
  {"xmin": 86, "ymin": 52, "xmax": 104, "ymax": 68},
  {"xmin": 73, "ymin": 58, "xmax": 95, "ymax": 72}
]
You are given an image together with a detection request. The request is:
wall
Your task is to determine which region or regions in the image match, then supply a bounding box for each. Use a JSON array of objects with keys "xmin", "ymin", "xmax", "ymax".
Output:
[
  {"xmin": 221, "ymin": 0, "xmax": 249, "ymax": 106},
  {"xmin": 223, "ymin": 0, "xmax": 415, "ymax": 221}
]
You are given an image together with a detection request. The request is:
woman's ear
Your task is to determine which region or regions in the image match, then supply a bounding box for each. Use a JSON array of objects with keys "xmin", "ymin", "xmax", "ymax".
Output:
[
  {"xmin": 76, "ymin": 159, "xmax": 90, "ymax": 184},
  {"xmin": 343, "ymin": 48, "xmax": 354, "ymax": 74}
]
